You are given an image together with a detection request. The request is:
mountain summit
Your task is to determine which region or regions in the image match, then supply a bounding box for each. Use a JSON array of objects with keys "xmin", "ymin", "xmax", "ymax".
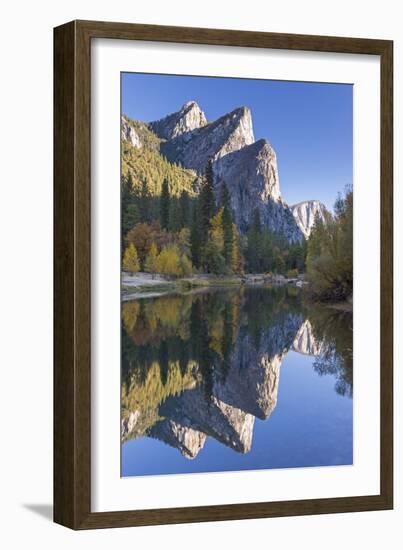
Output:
[
  {"xmin": 160, "ymin": 105, "xmax": 255, "ymax": 173},
  {"xmin": 122, "ymin": 101, "xmax": 327, "ymax": 243},
  {"xmin": 149, "ymin": 100, "xmax": 207, "ymax": 140},
  {"xmin": 151, "ymin": 102, "xmax": 301, "ymax": 241}
]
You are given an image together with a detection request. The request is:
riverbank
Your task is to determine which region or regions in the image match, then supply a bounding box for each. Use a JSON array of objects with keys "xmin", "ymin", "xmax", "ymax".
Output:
[
  {"xmin": 325, "ymin": 300, "xmax": 353, "ymax": 313},
  {"xmin": 122, "ymin": 271, "xmax": 305, "ymax": 300},
  {"xmin": 302, "ymin": 290, "xmax": 353, "ymax": 313}
]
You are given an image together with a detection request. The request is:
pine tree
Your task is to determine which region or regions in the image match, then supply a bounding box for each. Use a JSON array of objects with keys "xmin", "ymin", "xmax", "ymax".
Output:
[
  {"xmin": 204, "ymin": 239, "xmax": 226, "ymax": 275},
  {"xmin": 221, "ymin": 184, "xmax": 234, "ymax": 269},
  {"xmin": 160, "ymin": 178, "xmax": 170, "ymax": 230},
  {"xmin": 190, "ymin": 207, "xmax": 201, "ymax": 268},
  {"xmin": 168, "ymin": 199, "xmax": 181, "ymax": 232},
  {"xmin": 199, "ymin": 159, "xmax": 216, "ymax": 244},
  {"xmin": 139, "ymin": 178, "xmax": 150, "ymax": 223},
  {"xmin": 261, "ymin": 232, "xmax": 274, "ymax": 272},
  {"xmin": 121, "ymin": 174, "xmax": 140, "ymax": 237},
  {"xmin": 251, "ymin": 207, "xmax": 262, "ymax": 233},
  {"xmin": 179, "ymin": 190, "xmax": 190, "ymax": 228},
  {"xmin": 246, "ymin": 208, "xmax": 263, "ymax": 272},
  {"xmin": 231, "ymin": 223, "xmax": 243, "ymax": 274},
  {"xmin": 123, "ymin": 243, "xmax": 140, "ymax": 273},
  {"xmin": 122, "ymin": 173, "xmax": 133, "ymax": 212},
  {"xmin": 220, "ymin": 182, "xmax": 231, "ymax": 210}
]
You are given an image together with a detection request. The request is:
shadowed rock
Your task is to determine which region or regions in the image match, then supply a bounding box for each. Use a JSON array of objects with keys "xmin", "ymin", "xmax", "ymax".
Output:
[
  {"xmin": 213, "ymin": 312, "xmax": 303, "ymax": 418},
  {"xmin": 214, "ymin": 139, "xmax": 302, "ymax": 237}
]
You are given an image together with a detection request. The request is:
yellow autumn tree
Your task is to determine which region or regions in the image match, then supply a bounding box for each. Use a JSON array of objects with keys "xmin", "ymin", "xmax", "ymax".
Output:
[
  {"xmin": 144, "ymin": 242, "xmax": 158, "ymax": 274},
  {"xmin": 155, "ymin": 245, "xmax": 181, "ymax": 277},
  {"xmin": 209, "ymin": 208, "xmax": 224, "ymax": 251},
  {"xmin": 179, "ymin": 253, "xmax": 193, "ymax": 277},
  {"xmin": 231, "ymin": 223, "xmax": 243, "ymax": 274},
  {"xmin": 123, "ymin": 243, "xmax": 140, "ymax": 273}
]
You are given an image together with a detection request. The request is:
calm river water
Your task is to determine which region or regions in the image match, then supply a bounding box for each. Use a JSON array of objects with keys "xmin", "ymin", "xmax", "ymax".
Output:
[{"xmin": 121, "ymin": 286, "xmax": 353, "ymax": 477}]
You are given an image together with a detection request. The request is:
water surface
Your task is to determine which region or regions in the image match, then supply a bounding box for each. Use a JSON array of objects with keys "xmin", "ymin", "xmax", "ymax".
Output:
[{"xmin": 121, "ymin": 286, "xmax": 353, "ymax": 477}]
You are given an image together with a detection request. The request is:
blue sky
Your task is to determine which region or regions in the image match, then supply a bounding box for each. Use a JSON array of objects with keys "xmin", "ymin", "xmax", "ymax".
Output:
[{"xmin": 122, "ymin": 73, "xmax": 352, "ymax": 211}]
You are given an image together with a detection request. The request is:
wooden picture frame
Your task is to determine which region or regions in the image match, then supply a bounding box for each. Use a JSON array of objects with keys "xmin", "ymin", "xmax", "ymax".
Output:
[{"xmin": 54, "ymin": 19, "xmax": 393, "ymax": 530}]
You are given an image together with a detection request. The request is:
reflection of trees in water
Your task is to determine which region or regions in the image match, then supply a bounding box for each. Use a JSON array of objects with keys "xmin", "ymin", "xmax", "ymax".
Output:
[
  {"xmin": 121, "ymin": 288, "xmax": 353, "ymax": 445},
  {"xmin": 308, "ymin": 307, "xmax": 353, "ymax": 397},
  {"xmin": 242, "ymin": 286, "xmax": 304, "ymax": 352},
  {"xmin": 122, "ymin": 289, "xmax": 243, "ymax": 406}
]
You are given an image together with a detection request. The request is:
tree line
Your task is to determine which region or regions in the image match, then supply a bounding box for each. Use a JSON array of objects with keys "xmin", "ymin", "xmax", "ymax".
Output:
[
  {"xmin": 122, "ymin": 159, "xmax": 307, "ymax": 277},
  {"xmin": 306, "ymin": 187, "xmax": 353, "ymax": 302}
]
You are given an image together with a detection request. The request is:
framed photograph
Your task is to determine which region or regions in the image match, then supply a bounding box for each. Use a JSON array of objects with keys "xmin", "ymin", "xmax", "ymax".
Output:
[{"xmin": 54, "ymin": 20, "xmax": 393, "ymax": 529}]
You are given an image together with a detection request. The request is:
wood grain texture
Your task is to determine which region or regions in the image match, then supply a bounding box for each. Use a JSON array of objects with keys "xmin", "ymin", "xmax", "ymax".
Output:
[{"xmin": 54, "ymin": 20, "xmax": 394, "ymax": 530}]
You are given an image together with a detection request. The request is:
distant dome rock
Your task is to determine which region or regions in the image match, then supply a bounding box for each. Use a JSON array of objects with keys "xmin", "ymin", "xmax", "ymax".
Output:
[{"xmin": 291, "ymin": 200, "xmax": 328, "ymax": 238}]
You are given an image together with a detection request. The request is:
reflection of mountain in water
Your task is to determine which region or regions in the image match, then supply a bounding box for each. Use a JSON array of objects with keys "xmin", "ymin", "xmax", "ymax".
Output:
[
  {"xmin": 292, "ymin": 319, "xmax": 323, "ymax": 356},
  {"xmin": 121, "ymin": 287, "xmax": 352, "ymax": 459}
]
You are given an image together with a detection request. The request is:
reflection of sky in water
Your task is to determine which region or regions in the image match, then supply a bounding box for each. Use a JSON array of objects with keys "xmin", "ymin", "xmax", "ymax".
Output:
[{"xmin": 122, "ymin": 350, "xmax": 352, "ymax": 477}]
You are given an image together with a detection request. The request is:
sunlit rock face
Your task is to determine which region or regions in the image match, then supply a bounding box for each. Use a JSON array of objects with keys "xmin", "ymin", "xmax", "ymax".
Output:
[
  {"xmin": 291, "ymin": 200, "xmax": 328, "ymax": 238},
  {"xmin": 149, "ymin": 419, "xmax": 207, "ymax": 459},
  {"xmin": 121, "ymin": 116, "xmax": 142, "ymax": 148},
  {"xmin": 123, "ymin": 100, "xmax": 319, "ymax": 242},
  {"xmin": 160, "ymin": 105, "xmax": 255, "ymax": 173},
  {"xmin": 151, "ymin": 102, "xmax": 302, "ymax": 242},
  {"xmin": 292, "ymin": 319, "xmax": 323, "ymax": 356},
  {"xmin": 149, "ymin": 100, "xmax": 208, "ymax": 140}
]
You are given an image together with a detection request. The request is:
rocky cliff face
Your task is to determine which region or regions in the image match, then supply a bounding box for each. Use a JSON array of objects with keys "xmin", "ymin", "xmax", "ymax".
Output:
[
  {"xmin": 291, "ymin": 200, "xmax": 328, "ymax": 238},
  {"xmin": 149, "ymin": 100, "xmax": 207, "ymax": 140},
  {"xmin": 153, "ymin": 387, "xmax": 255, "ymax": 458},
  {"xmin": 145, "ymin": 310, "xmax": 304, "ymax": 458},
  {"xmin": 214, "ymin": 140, "xmax": 301, "ymax": 239},
  {"xmin": 123, "ymin": 100, "xmax": 328, "ymax": 242},
  {"xmin": 159, "ymin": 105, "xmax": 255, "ymax": 173},
  {"xmin": 121, "ymin": 116, "xmax": 142, "ymax": 148},
  {"xmin": 149, "ymin": 419, "xmax": 207, "ymax": 459},
  {"xmin": 150, "ymin": 102, "xmax": 304, "ymax": 242}
]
